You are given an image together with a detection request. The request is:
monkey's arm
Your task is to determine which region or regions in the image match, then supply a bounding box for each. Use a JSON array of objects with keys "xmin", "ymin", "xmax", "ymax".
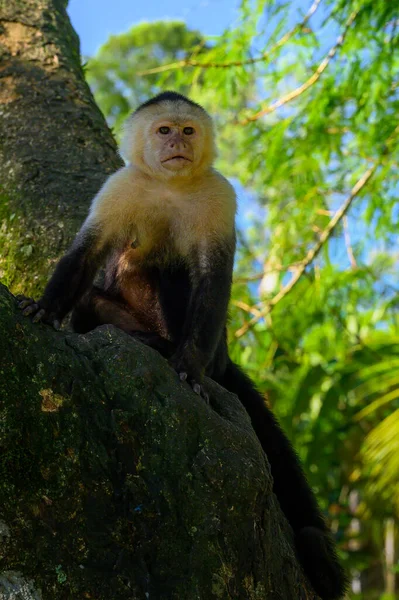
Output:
[
  {"xmin": 18, "ymin": 168, "xmax": 137, "ymax": 327},
  {"xmin": 18, "ymin": 226, "xmax": 110, "ymax": 327},
  {"xmin": 170, "ymin": 237, "xmax": 235, "ymax": 396}
]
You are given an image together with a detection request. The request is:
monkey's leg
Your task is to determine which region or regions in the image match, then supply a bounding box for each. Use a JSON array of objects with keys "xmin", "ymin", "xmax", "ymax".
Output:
[
  {"xmin": 217, "ymin": 359, "xmax": 347, "ymax": 600},
  {"xmin": 71, "ymin": 288, "xmax": 175, "ymax": 358}
]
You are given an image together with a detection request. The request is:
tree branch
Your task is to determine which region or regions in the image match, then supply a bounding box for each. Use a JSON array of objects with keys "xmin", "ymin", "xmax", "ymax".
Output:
[
  {"xmin": 234, "ymin": 152, "xmax": 391, "ymax": 339},
  {"xmin": 1, "ymin": 283, "xmax": 317, "ymax": 598},
  {"xmin": 234, "ymin": 261, "xmax": 302, "ymax": 284},
  {"xmin": 231, "ymin": 299, "xmax": 263, "ymax": 317},
  {"xmin": 239, "ymin": 8, "xmax": 359, "ymax": 125},
  {"xmin": 136, "ymin": 0, "xmax": 321, "ymax": 75}
]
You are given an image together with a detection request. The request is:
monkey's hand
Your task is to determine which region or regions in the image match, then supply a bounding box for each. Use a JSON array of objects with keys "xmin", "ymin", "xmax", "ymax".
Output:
[
  {"xmin": 16, "ymin": 295, "xmax": 61, "ymax": 330},
  {"xmin": 170, "ymin": 349, "xmax": 209, "ymax": 404}
]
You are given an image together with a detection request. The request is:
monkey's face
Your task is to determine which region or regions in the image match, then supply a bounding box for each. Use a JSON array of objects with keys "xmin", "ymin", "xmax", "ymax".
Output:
[
  {"xmin": 121, "ymin": 101, "xmax": 216, "ymax": 180},
  {"xmin": 151, "ymin": 121, "xmax": 197, "ymax": 174}
]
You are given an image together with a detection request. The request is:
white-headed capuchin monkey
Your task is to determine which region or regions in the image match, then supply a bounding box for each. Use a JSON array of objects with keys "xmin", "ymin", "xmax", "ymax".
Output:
[{"xmin": 19, "ymin": 91, "xmax": 347, "ymax": 599}]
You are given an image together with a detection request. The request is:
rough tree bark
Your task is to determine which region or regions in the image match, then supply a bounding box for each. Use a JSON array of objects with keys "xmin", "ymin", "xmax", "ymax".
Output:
[
  {"xmin": 0, "ymin": 0, "xmax": 122, "ymax": 296},
  {"xmin": 0, "ymin": 1, "xmax": 320, "ymax": 598},
  {"xmin": 0, "ymin": 285, "xmax": 318, "ymax": 599}
]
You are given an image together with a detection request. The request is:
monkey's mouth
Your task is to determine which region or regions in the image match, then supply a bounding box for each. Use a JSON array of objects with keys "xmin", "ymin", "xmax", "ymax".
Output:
[{"xmin": 162, "ymin": 155, "xmax": 192, "ymax": 163}]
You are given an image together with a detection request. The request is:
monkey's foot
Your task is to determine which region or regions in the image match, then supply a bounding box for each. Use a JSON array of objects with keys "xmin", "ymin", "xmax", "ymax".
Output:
[
  {"xmin": 16, "ymin": 295, "xmax": 61, "ymax": 330},
  {"xmin": 178, "ymin": 372, "xmax": 209, "ymax": 404}
]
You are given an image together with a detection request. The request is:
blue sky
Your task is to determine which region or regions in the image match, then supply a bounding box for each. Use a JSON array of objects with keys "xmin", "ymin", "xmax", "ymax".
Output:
[{"xmin": 67, "ymin": 0, "xmax": 240, "ymax": 57}]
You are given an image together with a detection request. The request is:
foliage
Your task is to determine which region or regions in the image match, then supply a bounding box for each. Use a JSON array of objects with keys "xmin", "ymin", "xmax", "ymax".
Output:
[
  {"xmin": 86, "ymin": 1, "xmax": 399, "ymax": 595},
  {"xmin": 86, "ymin": 21, "xmax": 207, "ymax": 132}
]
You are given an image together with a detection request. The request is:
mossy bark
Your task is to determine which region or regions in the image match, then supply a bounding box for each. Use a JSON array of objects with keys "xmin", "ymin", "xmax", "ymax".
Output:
[
  {"xmin": 0, "ymin": 0, "xmax": 123, "ymax": 296},
  {"xmin": 0, "ymin": 284, "xmax": 319, "ymax": 599}
]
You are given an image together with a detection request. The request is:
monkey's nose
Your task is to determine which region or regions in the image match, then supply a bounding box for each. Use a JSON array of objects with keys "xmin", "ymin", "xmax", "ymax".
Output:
[{"xmin": 169, "ymin": 136, "xmax": 185, "ymax": 149}]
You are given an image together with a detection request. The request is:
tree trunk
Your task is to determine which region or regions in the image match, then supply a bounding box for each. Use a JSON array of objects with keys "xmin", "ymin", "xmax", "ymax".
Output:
[
  {"xmin": 0, "ymin": 284, "xmax": 318, "ymax": 599},
  {"xmin": 0, "ymin": 0, "xmax": 122, "ymax": 296},
  {"xmin": 0, "ymin": 1, "xmax": 320, "ymax": 598}
]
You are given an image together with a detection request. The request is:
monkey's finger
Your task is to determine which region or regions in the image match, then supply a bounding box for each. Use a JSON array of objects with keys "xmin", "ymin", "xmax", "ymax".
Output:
[
  {"xmin": 191, "ymin": 381, "xmax": 209, "ymax": 404},
  {"xmin": 18, "ymin": 298, "xmax": 34, "ymax": 309},
  {"xmin": 23, "ymin": 303, "xmax": 39, "ymax": 316},
  {"xmin": 32, "ymin": 309, "xmax": 46, "ymax": 323},
  {"xmin": 193, "ymin": 383, "xmax": 201, "ymax": 395},
  {"xmin": 179, "ymin": 372, "xmax": 188, "ymax": 382}
]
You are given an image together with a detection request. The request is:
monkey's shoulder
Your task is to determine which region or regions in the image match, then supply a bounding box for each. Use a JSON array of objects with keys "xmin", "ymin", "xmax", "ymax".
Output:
[
  {"xmin": 87, "ymin": 166, "xmax": 161, "ymax": 242},
  {"xmin": 182, "ymin": 169, "xmax": 236, "ymax": 238},
  {"xmin": 187, "ymin": 167, "xmax": 234, "ymax": 196},
  {"xmin": 89, "ymin": 166, "xmax": 148, "ymax": 217}
]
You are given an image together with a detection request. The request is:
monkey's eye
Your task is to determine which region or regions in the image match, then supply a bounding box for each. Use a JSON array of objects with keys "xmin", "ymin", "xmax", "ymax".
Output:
[
  {"xmin": 183, "ymin": 127, "xmax": 195, "ymax": 135},
  {"xmin": 158, "ymin": 126, "xmax": 170, "ymax": 135}
]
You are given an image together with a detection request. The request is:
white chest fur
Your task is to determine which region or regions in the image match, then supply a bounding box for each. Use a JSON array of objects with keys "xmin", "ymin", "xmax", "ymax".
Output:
[{"xmin": 89, "ymin": 166, "xmax": 236, "ymax": 259}]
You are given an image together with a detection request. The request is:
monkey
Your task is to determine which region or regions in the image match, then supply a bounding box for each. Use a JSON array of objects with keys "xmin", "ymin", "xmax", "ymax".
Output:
[{"xmin": 19, "ymin": 91, "xmax": 347, "ymax": 599}]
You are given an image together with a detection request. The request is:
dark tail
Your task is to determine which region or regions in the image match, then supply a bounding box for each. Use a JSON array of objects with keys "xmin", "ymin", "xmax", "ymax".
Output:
[{"xmin": 219, "ymin": 360, "xmax": 348, "ymax": 600}]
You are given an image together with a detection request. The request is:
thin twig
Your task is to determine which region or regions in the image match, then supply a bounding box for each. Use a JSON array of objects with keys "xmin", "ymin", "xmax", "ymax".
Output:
[
  {"xmin": 239, "ymin": 9, "xmax": 359, "ymax": 125},
  {"xmin": 136, "ymin": 0, "xmax": 322, "ymax": 76},
  {"xmin": 235, "ymin": 120, "xmax": 399, "ymax": 337},
  {"xmin": 234, "ymin": 261, "xmax": 301, "ymax": 284},
  {"xmin": 343, "ymin": 215, "xmax": 357, "ymax": 268},
  {"xmin": 231, "ymin": 300, "xmax": 263, "ymax": 317}
]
